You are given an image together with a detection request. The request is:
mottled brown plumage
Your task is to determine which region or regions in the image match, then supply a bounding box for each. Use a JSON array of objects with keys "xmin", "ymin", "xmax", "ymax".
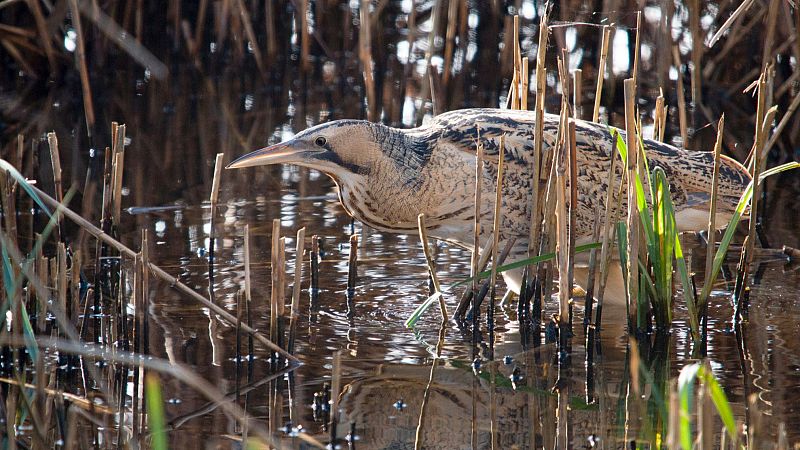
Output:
[{"xmin": 228, "ymin": 108, "xmax": 751, "ymax": 303}]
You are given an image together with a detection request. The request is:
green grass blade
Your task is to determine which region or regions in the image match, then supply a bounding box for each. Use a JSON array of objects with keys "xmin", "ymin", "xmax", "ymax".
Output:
[
  {"xmin": 698, "ymin": 162, "xmax": 800, "ymax": 304},
  {"xmin": 450, "ymin": 242, "xmax": 601, "ymax": 289},
  {"xmin": 405, "ymin": 292, "xmax": 442, "ymax": 328},
  {"xmin": 0, "ymin": 159, "xmax": 52, "ymax": 218},
  {"xmin": 677, "ymin": 363, "xmax": 701, "ymax": 450},
  {"xmin": 698, "ymin": 366, "xmax": 738, "ymax": 445},
  {"xmin": 146, "ymin": 373, "xmax": 169, "ymax": 450}
]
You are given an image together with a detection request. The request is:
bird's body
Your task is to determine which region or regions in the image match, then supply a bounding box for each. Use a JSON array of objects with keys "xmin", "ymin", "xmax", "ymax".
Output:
[{"xmin": 229, "ymin": 108, "xmax": 751, "ymax": 303}]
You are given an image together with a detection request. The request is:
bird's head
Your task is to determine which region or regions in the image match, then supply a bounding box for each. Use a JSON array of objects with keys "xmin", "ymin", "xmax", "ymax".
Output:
[{"xmin": 227, "ymin": 120, "xmax": 388, "ymax": 184}]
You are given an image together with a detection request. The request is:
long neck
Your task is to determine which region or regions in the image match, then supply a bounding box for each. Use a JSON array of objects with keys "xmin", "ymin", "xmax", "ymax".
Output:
[{"xmin": 335, "ymin": 126, "xmax": 477, "ymax": 238}]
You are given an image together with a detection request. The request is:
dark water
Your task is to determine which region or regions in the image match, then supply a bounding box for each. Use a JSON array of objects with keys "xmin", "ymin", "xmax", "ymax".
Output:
[{"xmin": 3, "ymin": 1, "xmax": 800, "ymax": 448}]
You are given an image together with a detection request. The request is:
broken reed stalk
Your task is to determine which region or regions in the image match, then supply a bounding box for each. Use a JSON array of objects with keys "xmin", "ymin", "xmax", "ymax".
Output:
[
  {"xmin": 525, "ymin": 11, "xmax": 548, "ymax": 317},
  {"xmin": 418, "ymin": 214, "xmax": 447, "ymax": 322},
  {"xmin": 347, "ymin": 234, "xmax": 359, "ymax": 296},
  {"xmin": 593, "ymin": 25, "xmax": 613, "ymax": 123},
  {"xmin": 594, "ymin": 135, "xmax": 620, "ymax": 329},
  {"xmin": 654, "ymin": 89, "xmax": 667, "ymax": 142},
  {"xmin": 573, "ymin": 69, "xmax": 582, "ymax": 120},
  {"xmin": 47, "ymin": 132, "xmax": 63, "ymax": 204},
  {"xmin": 672, "ymin": 45, "xmax": 689, "ymax": 146},
  {"xmin": 468, "ymin": 129, "xmax": 484, "ymax": 325},
  {"xmin": 456, "ymin": 239, "xmax": 493, "ymax": 319},
  {"xmin": 555, "ymin": 107, "xmax": 570, "ymax": 342},
  {"xmin": 704, "ymin": 115, "xmax": 724, "ymax": 330},
  {"xmin": 623, "ymin": 78, "xmax": 641, "ymax": 332},
  {"xmin": 488, "ymin": 134, "xmax": 506, "ymax": 339},
  {"xmin": 310, "ymin": 235, "xmax": 320, "ymax": 296},
  {"xmin": 270, "ymin": 219, "xmax": 282, "ymax": 345},
  {"xmin": 111, "ymin": 124, "xmax": 126, "ymax": 228},
  {"xmin": 521, "ymin": 57, "xmax": 529, "ymax": 110},
  {"xmin": 10, "ymin": 179, "xmax": 298, "ymax": 362},
  {"xmin": 288, "ymin": 227, "xmax": 305, "ymax": 354},
  {"xmin": 208, "ymin": 153, "xmax": 224, "ymax": 301}
]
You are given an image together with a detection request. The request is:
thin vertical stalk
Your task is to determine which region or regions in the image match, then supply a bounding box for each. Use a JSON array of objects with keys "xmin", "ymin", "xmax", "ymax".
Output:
[
  {"xmin": 288, "ymin": 227, "xmax": 305, "ymax": 354},
  {"xmin": 593, "ymin": 26, "xmax": 613, "ymax": 122},
  {"xmin": 573, "ymin": 69, "xmax": 582, "ymax": 120},
  {"xmin": 704, "ymin": 115, "xmax": 724, "ymax": 333},
  {"xmin": 594, "ymin": 135, "xmax": 620, "ymax": 329},
  {"xmin": 672, "ymin": 45, "xmax": 689, "ymax": 146},
  {"xmin": 417, "ymin": 214, "xmax": 447, "ymax": 322},
  {"xmin": 488, "ymin": 134, "xmax": 506, "ymax": 347},
  {"xmin": 623, "ymin": 78, "xmax": 640, "ymax": 332}
]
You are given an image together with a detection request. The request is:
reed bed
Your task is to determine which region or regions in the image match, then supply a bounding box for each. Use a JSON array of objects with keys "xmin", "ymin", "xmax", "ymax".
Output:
[{"xmin": 1, "ymin": 0, "xmax": 800, "ymax": 448}]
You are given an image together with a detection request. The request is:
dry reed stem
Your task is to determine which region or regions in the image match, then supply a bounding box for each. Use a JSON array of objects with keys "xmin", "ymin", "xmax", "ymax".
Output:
[
  {"xmin": 76, "ymin": 0, "xmax": 168, "ymax": 79},
  {"xmin": 2, "ymin": 334, "xmax": 280, "ymax": 447},
  {"xmin": 688, "ymin": 0, "xmax": 702, "ymax": 105},
  {"xmin": 288, "ymin": 227, "xmax": 305, "ymax": 354},
  {"xmin": 708, "ymin": 0, "xmax": 756, "ymax": 47},
  {"xmin": 299, "ymin": 0, "xmax": 310, "ymax": 72},
  {"xmin": 555, "ymin": 106, "xmax": 570, "ymax": 330},
  {"xmin": 232, "ymin": 0, "xmax": 266, "ymax": 77},
  {"xmin": 527, "ymin": 11, "xmax": 548, "ymax": 276},
  {"xmin": 359, "ymin": 0, "xmax": 377, "ymax": 121},
  {"xmin": 573, "ymin": 69, "xmax": 582, "ymax": 120},
  {"xmin": 489, "ymin": 135, "xmax": 506, "ymax": 292},
  {"xmin": 270, "ymin": 219, "xmax": 280, "ymax": 341},
  {"xmin": 210, "ymin": 153, "xmax": 224, "ymax": 206},
  {"xmin": 471, "ymin": 128, "xmax": 484, "ymax": 296},
  {"xmin": 672, "ymin": 45, "xmax": 689, "ymax": 146},
  {"xmin": 311, "ymin": 235, "xmax": 320, "ymax": 293},
  {"xmin": 67, "ymin": 0, "xmax": 96, "ymax": 132},
  {"xmin": 47, "ymin": 132, "xmax": 63, "ymax": 204},
  {"xmin": 521, "ymin": 57, "xmax": 529, "ymax": 110},
  {"xmin": 654, "ymin": 90, "xmax": 667, "ymax": 142},
  {"xmin": 633, "ymin": 11, "xmax": 641, "ymax": 89},
  {"xmin": 278, "ymin": 237, "xmax": 286, "ymax": 315},
  {"xmin": 592, "ymin": 25, "xmax": 613, "ymax": 123},
  {"xmin": 623, "ymin": 78, "xmax": 640, "ymax": 329},
  {"xmin": 7, "ymin": 179, "xmax": 297, "ymax": 361},
  {"xmin": 418, "ymin": 214, "xmax": 447, "ymax": 321}
]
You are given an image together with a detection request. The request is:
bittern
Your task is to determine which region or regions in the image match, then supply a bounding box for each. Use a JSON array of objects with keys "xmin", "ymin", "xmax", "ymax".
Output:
[{"xmin": 228, "ymin": 108, "xmax": 750, "ymax": 304}]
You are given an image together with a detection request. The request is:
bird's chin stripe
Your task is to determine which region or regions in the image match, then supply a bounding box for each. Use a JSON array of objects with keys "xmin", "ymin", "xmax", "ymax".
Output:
[{"xmin": 314, "ymin": 151, "xmax": 371, "ymax": 175}]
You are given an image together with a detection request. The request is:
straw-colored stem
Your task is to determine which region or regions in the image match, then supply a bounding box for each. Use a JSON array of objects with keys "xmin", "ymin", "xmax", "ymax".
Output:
[
  {"xmin": 418, "ymin": 214, "xmax": 447, "ymax": 322},
  {"xmin": 593, "ymin": 25, "xmax": 613, "ymax": 123},
  {"xmin": 527, "ymin": 12, "xmax": 548, "ymax": 287},
  {"xmin": 471, "ymin": 129, "xmax": 484, "ymax": 296},
  {"xmin": 573, "ymin": 69, "xmax": 582, "ymax": 120},
  {"xmin": 489, "ymin": 136, "xmax": 506, "ymax": 291},
  {"xmin": 288, "ymin": 227, "xmax": 305, "ymax": 354},
  {"xmin": 623, "ymin": 78, "xmax": 640, "ymax": 331},
  {"xmin": 705, "ymin": 115, "xmax": 725, "ymax": 291},
  {"xmin": 633, "ymin": 11, "xmax": 642, "ymax": 89},
  {"xmin": 672, "ymin": 45, "xmax": 689, "ymax": 146},
  {"xmin": 7, "ymin": 178, "xmax": 296, "ymax": 361},
  {"xmin": 555, "ymin": 107, "xmax": 570, "ymax": 330}
]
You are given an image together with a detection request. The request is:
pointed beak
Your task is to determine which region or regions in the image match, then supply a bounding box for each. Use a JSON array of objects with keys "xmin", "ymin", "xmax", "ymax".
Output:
[{"xmin": 226, "ymin": 141, "xmax": 310, "ymax": 169}]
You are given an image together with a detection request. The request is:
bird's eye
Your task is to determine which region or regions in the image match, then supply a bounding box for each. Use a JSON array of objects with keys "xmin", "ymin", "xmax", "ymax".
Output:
[{"xmin": 314, "ymin": 136, "xmax": 327, "ymax": 147}]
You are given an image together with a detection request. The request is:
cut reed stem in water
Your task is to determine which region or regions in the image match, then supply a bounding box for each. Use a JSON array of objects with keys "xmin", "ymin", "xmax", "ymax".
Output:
[
  {"xmin": 288, "ymin": 227, "xmax": 305, "ymax": 354},
  {"xmin": 623, "ymin": 78, "xmax": 641, "ymax": 332},
  {"xmin": 208, "ymin": 153, "xmax": 224, "ymax": 302},
  {"xmin": 2, "ymin": 176, "xmax": 297, "ymax": 361},
  {"xmin": 488, "ymin": 134, "xmax": 506, "ymax": 341},
  {"xmin": 417, "ymin": 214, "xmax": 447, "ymax": 322},
  {"xmin": 704, "ymin": 115, "xmax": 724, "ymax": 333},
  {"xmin": 347, "ymin": 234, "xmax": 359, "ymax": 297},
  {"xmin": 524, "ymin": 12, "xmax": 548, "ymax": 323}
]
